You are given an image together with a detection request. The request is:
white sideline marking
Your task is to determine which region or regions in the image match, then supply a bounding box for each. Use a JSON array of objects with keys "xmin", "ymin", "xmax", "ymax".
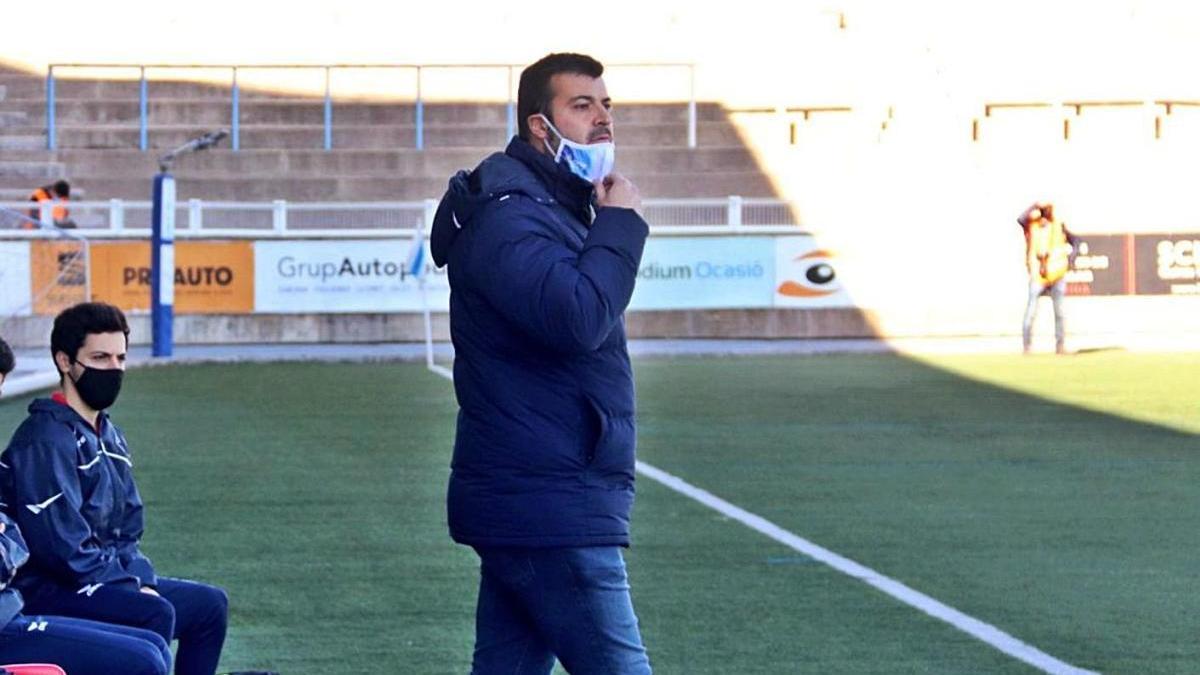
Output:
[
  {"xmin": 428, "ymin": 364, "xmax": 454, "ymax": 380},
  {"xmin": 634, "ymin": 461, "xmax": 1098, "ymax": 675},
  {"xmin": 426, "ymin": 363, "xmax": 1097, "ymax": 674}
]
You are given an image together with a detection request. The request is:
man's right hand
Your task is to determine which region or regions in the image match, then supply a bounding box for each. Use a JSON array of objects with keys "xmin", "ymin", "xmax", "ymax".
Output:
[{"xmin": 595, "ymin": 172, "xmax": 643, "ymax": 216}]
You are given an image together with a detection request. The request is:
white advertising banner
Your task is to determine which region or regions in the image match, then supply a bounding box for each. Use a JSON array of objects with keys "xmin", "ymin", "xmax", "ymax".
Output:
[
  {"xmin": 254, "ymin": 239, "xmax": 448, "ymax": 313},
  {"xmin": 251, "ymin": 235, "xmax": 854, "ymax": 315},
  {"xmin": 629, "ymin": 237, "xmax": 776, "ymax": 310},
  {"xmin": 0, "ymin": 241, "xmax": 32, "ymax": 317}
]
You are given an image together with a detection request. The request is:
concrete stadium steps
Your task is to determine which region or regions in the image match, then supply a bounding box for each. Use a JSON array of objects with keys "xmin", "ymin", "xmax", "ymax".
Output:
[
  {"xmin": 22, "ymin": 121, "xmax": 741, "ymax": 151},
  {"xmin": 0, "ymin": 135, "xmax": 44, "ymax": 150},
  {"xmin": 0, "ymin": 188, "xmax": 87, "ymax": 201},
  {"xmin": 4, "ymin": 98, "xmax": 730, "ymax": 125},
  {"xmin": 0, "ymin": 160, "xmax": 68, "ymax": 180},
  {"xmin": 0, "ymin": 73, "xmax": 306, "ymax": 100},
  {"xmin": 10, "ymin": 146, "xmax": 762, "ymax": 177},
  {"xmin": 0, "ymin": 188, "xmax": 39, "ymax": 200},
  {"xmin": 70, "ymin": 169, "xmax": 772, "ymax": 200},
  {"xmin": 0, "ymin": 111, "xmax": 28, "ymax": 127},
  {"xmin": 74, "ymin": 170, "xmax": 776, "ymax": 201},
  {"xmin": 0, "ymin": 65, "xmax": 778, "ymax": 202},
  {"xmin": 0, "ymin": 73, "xmax": 67, "ymax": 191},
  {"xmin": 2, "ymin": 75, "xmax": 531, "ymax": 102},
  {"xmin": 0, "ymin": 76, "xmax": 301, "ymax": 100}
]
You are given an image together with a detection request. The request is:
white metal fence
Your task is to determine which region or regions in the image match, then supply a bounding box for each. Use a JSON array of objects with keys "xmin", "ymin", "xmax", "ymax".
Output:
[{"xmin": 0, "ymin": 197, "xmax": 803, "ymax": 238}]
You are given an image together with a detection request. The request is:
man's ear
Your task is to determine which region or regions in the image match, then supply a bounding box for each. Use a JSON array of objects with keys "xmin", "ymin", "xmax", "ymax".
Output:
[
  {"xmin": 54, "ymin": 350, "xmax": 73, "ymax": 378},
  {"xmin": 528, "ymin": 114, "xmax": 551, "ymax": 144}
]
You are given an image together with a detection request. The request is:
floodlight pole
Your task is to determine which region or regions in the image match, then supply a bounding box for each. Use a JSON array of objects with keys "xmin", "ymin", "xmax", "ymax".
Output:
[{"xmin": 151, "ymin": 130, "xmax": 228, "ymax": 357}]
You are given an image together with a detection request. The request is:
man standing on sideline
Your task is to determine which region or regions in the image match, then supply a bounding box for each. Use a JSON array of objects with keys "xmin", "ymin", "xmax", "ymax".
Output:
[
  {"xmin": 1018, "ymin": 202, "xmax": 1079, "ymax": 354},
  {"xmin": 0, "ymin": 302, "xmax": 229, "ymax": 675},
  {"xmin": 430, "ymin": 53, "xmax": 652, "ymax": 674}
]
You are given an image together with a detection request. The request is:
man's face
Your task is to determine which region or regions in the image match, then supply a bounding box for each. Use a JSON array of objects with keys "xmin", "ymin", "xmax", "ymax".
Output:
[
  {"xmin": 534, "ymin": 73, "xmax": 613, "ymax": 149},
  {"xmin": 58, "ymin": 332, "xmax": 127, "ymax": 380}
]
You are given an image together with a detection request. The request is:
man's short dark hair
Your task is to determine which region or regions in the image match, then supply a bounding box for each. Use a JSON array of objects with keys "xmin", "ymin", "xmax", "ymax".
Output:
[
  {"xmin": 52, "ymin": 180, "xmax": 70, "ymax": 198},
  {"xmin": 517, "ymin": 53, "xmax": 604, "ymax": 142},
  {"xmin": 0, "ymin": 337, "xmax": 14, "ymax": 377},
  {"xmin": 50, "ymin": 302, "xmax": 129, "ymax": 365}
]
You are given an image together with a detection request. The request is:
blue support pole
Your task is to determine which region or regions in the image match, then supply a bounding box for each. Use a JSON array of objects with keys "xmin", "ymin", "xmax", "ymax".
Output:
[
  {"xmin": 416, "ymin": 99, "xmax": 424, "ymax": 150},
  {"xmin": 415, "ymin": 66, "xmax": 424, "ymax": 151},
  {"xmin": 324, "ymin": 67, "xmax": 333, "ymax": 151},
  {"xmin": 231, "ymin": 68, "xmax": 240, "ymax": 151},
  {"xmin": 151, "ymin": 173, "xmax": 176, "ymax": 357},
  {"xmin": 46, "ymin": 67, "xmax": 56, "ymax": 151},
  {"xmin": 139, "ymin": 67, "xmax": 148, "ymax": 152}
]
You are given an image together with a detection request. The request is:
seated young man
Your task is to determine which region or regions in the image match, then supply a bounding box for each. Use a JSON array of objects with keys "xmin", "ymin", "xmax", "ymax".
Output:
[
  {"xmin": 0, "ymin": 303, "xmax": 228, "ymax": 675},
  {"xmin": 0, "ymin": 512, "xmax": 171, "ymax": 674}
]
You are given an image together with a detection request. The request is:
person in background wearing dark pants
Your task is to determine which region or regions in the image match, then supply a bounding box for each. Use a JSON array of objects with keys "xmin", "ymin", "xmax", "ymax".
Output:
[
  {"xmin": 0, "ymin": 303, "xmax": 228, "ymax": 675},
  {"xmin": 431, "ymin": 53, "xmax": 652, "ymax": 674},
  {"xmin": 1018, "ymin": 202, "xmax": 1079, "ymax": 354}
]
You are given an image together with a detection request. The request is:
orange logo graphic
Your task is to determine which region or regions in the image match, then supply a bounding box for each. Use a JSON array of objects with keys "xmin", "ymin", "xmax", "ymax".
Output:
[{"xmin": 777, "ymin": 250, "xmax": 839, "ymax": 297}]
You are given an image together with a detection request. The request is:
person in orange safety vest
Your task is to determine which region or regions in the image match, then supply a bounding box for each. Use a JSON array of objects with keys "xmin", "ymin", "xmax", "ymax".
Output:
[
  {"xmin": 1018, "ymin": 202, "xmax": 1079, "ymax": 354},
  {"xmin": 26, "ymin": 180, "xmax": 75, "ymax": 229}
]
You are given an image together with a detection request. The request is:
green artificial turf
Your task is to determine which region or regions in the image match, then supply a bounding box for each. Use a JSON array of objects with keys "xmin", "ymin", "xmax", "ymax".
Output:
[{"xmin": 0, "ymin": 352, "xmax": 1194, "ymax": 673}]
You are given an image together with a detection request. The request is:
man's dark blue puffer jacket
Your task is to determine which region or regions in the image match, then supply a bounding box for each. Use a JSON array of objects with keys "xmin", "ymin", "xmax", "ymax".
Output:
[{"xmin": 431, "ymin": 136, "xmax": 649, "ymax": 548}]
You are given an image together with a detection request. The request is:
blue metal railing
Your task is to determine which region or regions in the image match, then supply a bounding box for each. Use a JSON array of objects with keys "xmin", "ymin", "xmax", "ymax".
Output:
[
  {"xmin": 138, "ymin": 68, "xmax": 148, "ymax": 151},
  {"xmin": 45, "ymin": 71, "xmax": 55, "ymax": 150},
  {"xmin": 323, "ymin": 67, "xmax": 332, "ymax": 151},
  {"xmin": 45, "ymin": 62, "xmax": 698, "ymax": 152},
  {"xmin": 231, "ymin": 68, "xmax": 240, "ymax": 152},
  {"xmin": 415, "ymin": 68, "xmax": 424, "ymax": 151}
]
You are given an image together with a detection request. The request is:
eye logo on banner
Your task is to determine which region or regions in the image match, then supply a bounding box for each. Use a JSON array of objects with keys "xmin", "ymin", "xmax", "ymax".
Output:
[
  {"xmin": 777, "ymin": 249, "xmax": 840, "ymax": 298},
  {"xmin": 773, "ymin": 238, "xmax": 850, "ymax": 307}
]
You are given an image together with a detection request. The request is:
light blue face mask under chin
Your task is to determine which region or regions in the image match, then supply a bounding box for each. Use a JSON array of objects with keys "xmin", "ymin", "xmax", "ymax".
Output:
[{"xmin": 539, "ymin": 115, "xmax": 615, "ymax": 184}]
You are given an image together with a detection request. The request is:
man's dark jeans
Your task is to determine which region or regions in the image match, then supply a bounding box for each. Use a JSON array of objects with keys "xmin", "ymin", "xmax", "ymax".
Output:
[{"xmin": 471, "ymin": 546, "xmax": 651, "ymax": 675}]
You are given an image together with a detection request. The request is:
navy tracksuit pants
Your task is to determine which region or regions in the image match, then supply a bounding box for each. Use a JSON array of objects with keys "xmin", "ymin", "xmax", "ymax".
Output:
[
  {"xmin": 0, "ymin": 613, "xmax": 170, "ymax": 675},
  {"xmin": 20, "ymin": 576, "xmax": 228, "ymax": 675}
]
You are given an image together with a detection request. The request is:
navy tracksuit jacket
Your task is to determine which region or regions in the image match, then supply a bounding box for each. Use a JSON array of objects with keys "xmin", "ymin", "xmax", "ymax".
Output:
[{"xmin": 1, "ymin": 397, "xmax": 154, "ymax": 594}]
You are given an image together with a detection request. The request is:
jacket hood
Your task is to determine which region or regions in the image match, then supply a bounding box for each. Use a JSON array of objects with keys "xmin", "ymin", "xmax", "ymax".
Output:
[
  {"xmin": 430, "ymin": 137, "xmax": 594, "ymax": 267},
  {"xmin": 27, "ymin": 397, "xmax": 107, "ymax": 430}
]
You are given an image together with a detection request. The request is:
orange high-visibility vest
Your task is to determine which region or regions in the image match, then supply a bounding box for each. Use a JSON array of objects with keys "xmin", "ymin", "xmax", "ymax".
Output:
[
  {"xmin": 1026, "ymin": 218, "xmax": 1071, "ymax": 286},
  {"xmin": 28, "ymin": 186, "xmax": 69, "ymax": 225}
]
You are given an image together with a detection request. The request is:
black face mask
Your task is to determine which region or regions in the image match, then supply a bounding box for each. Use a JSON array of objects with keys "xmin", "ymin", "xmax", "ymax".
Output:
[{"xmin": 71, "ymin": 364, "xmax": 124, "ymax": 411}]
